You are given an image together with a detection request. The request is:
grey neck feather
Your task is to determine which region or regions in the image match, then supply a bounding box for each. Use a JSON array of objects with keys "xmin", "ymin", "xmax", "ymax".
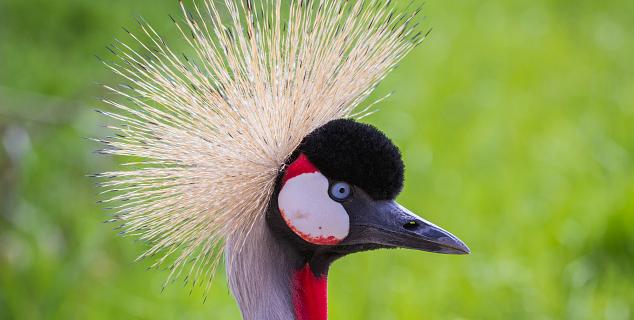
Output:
[{"xmin": 226, "ymin": 217, "xmax": 300, "ymax": 320}]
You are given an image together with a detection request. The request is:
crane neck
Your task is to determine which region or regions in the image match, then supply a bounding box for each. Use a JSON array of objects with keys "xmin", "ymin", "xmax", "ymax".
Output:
[{"xmin": 226, "ymin": 217, "xmax": 333, "ymax": 320}]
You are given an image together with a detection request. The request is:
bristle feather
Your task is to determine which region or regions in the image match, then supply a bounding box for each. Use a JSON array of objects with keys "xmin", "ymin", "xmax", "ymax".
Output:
[{"xmin": 98, "ymin": 0, "xmax": 421, "ymax": 291}]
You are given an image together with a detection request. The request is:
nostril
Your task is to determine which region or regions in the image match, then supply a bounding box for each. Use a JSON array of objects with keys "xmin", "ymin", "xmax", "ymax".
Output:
[{"xmin": 403, "ymin": 220, "xmax": 419, "ymax": 231}]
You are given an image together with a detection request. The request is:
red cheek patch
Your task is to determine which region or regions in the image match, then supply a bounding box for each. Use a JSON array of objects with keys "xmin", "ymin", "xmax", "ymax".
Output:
[
  {"xmin": 278, "ymin": 153, "xmax": 350, "ymax": 245},
  {"xmin": 280, "ymin": 208, "xmax": 342, "ymax": 245},
  {"xmin": 282, "ymin": 153, "xmax": 318, "ymax": 185}
]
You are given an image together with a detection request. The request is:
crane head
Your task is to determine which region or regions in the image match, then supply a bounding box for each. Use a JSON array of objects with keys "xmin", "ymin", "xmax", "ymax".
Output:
[
  {"xmin": 98, "ymin": 0, "xmax": 468, "ymax": 304},
  {"xmin": 267, "ymin": 119, "xmax": 469, "ymax": 271}
]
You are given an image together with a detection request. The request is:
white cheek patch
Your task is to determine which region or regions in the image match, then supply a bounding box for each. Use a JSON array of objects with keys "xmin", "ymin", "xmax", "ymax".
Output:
[{"xmin": 278, "ymin": 172, "xmax": 350, "ymax": 245}]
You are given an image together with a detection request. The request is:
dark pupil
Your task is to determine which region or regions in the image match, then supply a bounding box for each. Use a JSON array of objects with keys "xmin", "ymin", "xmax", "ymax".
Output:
[{"xmin": 338, "ymin": 187, "xmax": 346, "ymax": 194}]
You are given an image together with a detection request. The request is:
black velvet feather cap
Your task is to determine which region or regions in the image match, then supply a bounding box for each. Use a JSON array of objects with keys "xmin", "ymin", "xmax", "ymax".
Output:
[{"xmin": 298, "ymin": 119, "xmax": 404, "ymax": 200}]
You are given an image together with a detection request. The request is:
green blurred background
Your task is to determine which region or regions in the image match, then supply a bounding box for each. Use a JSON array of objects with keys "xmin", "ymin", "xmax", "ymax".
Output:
[{"xmin": 1, "ymin": 0, "xmax": 633, "ymax": 319}]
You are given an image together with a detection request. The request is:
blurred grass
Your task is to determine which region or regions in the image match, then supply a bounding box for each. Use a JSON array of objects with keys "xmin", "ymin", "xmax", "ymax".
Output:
[{"xmin": 1, "ymin": 0, "xmax": 633, "ymax": 319}]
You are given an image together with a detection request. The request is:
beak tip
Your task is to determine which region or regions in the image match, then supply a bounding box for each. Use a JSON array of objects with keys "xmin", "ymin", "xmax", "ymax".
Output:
[
  {"xmin": 455, "ymin": 241, "xmax": 470, "ymax": 255},
  {"xmin": 438, "ymin": 236, "xmax": 470, "ymax": 255}
]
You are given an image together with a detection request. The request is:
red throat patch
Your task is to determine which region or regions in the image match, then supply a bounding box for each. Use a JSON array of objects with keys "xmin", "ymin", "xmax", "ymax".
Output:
[
  {"xmin": 292, "ymin": 264, "xmax": 328, "ymax": 320},
  {"xmin": 282, "ymin": 153, "xmax": 319, "ymax": 185}
]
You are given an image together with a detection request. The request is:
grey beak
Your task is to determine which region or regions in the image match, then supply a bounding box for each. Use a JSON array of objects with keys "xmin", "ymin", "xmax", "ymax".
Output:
[{"xmin": 347, "ymin": 200, "xmax": 470, "ymax": 255}]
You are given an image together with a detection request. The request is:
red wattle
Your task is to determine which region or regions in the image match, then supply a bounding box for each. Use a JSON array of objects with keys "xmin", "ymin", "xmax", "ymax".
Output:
[{"xmin": 292, "ymin": 264, "xmax": 328, "ymax": 320}]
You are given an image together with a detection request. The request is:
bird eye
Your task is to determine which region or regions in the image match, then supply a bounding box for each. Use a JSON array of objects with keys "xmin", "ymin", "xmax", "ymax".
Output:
[{"xmin": 329, "ymin": 181, "xmax": 351, "ymax": 201}]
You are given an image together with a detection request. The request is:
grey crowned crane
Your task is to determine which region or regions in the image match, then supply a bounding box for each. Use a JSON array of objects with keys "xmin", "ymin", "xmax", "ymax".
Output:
[{"xmin": 95, "ymin": 0, "xmax": 469, "ymax": 319}]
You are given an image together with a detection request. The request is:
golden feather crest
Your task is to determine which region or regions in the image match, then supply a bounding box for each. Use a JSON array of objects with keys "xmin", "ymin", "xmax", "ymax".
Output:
[{"xmin": 96, "ymin": 0, "xmax": 422, "ymax": 290}]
